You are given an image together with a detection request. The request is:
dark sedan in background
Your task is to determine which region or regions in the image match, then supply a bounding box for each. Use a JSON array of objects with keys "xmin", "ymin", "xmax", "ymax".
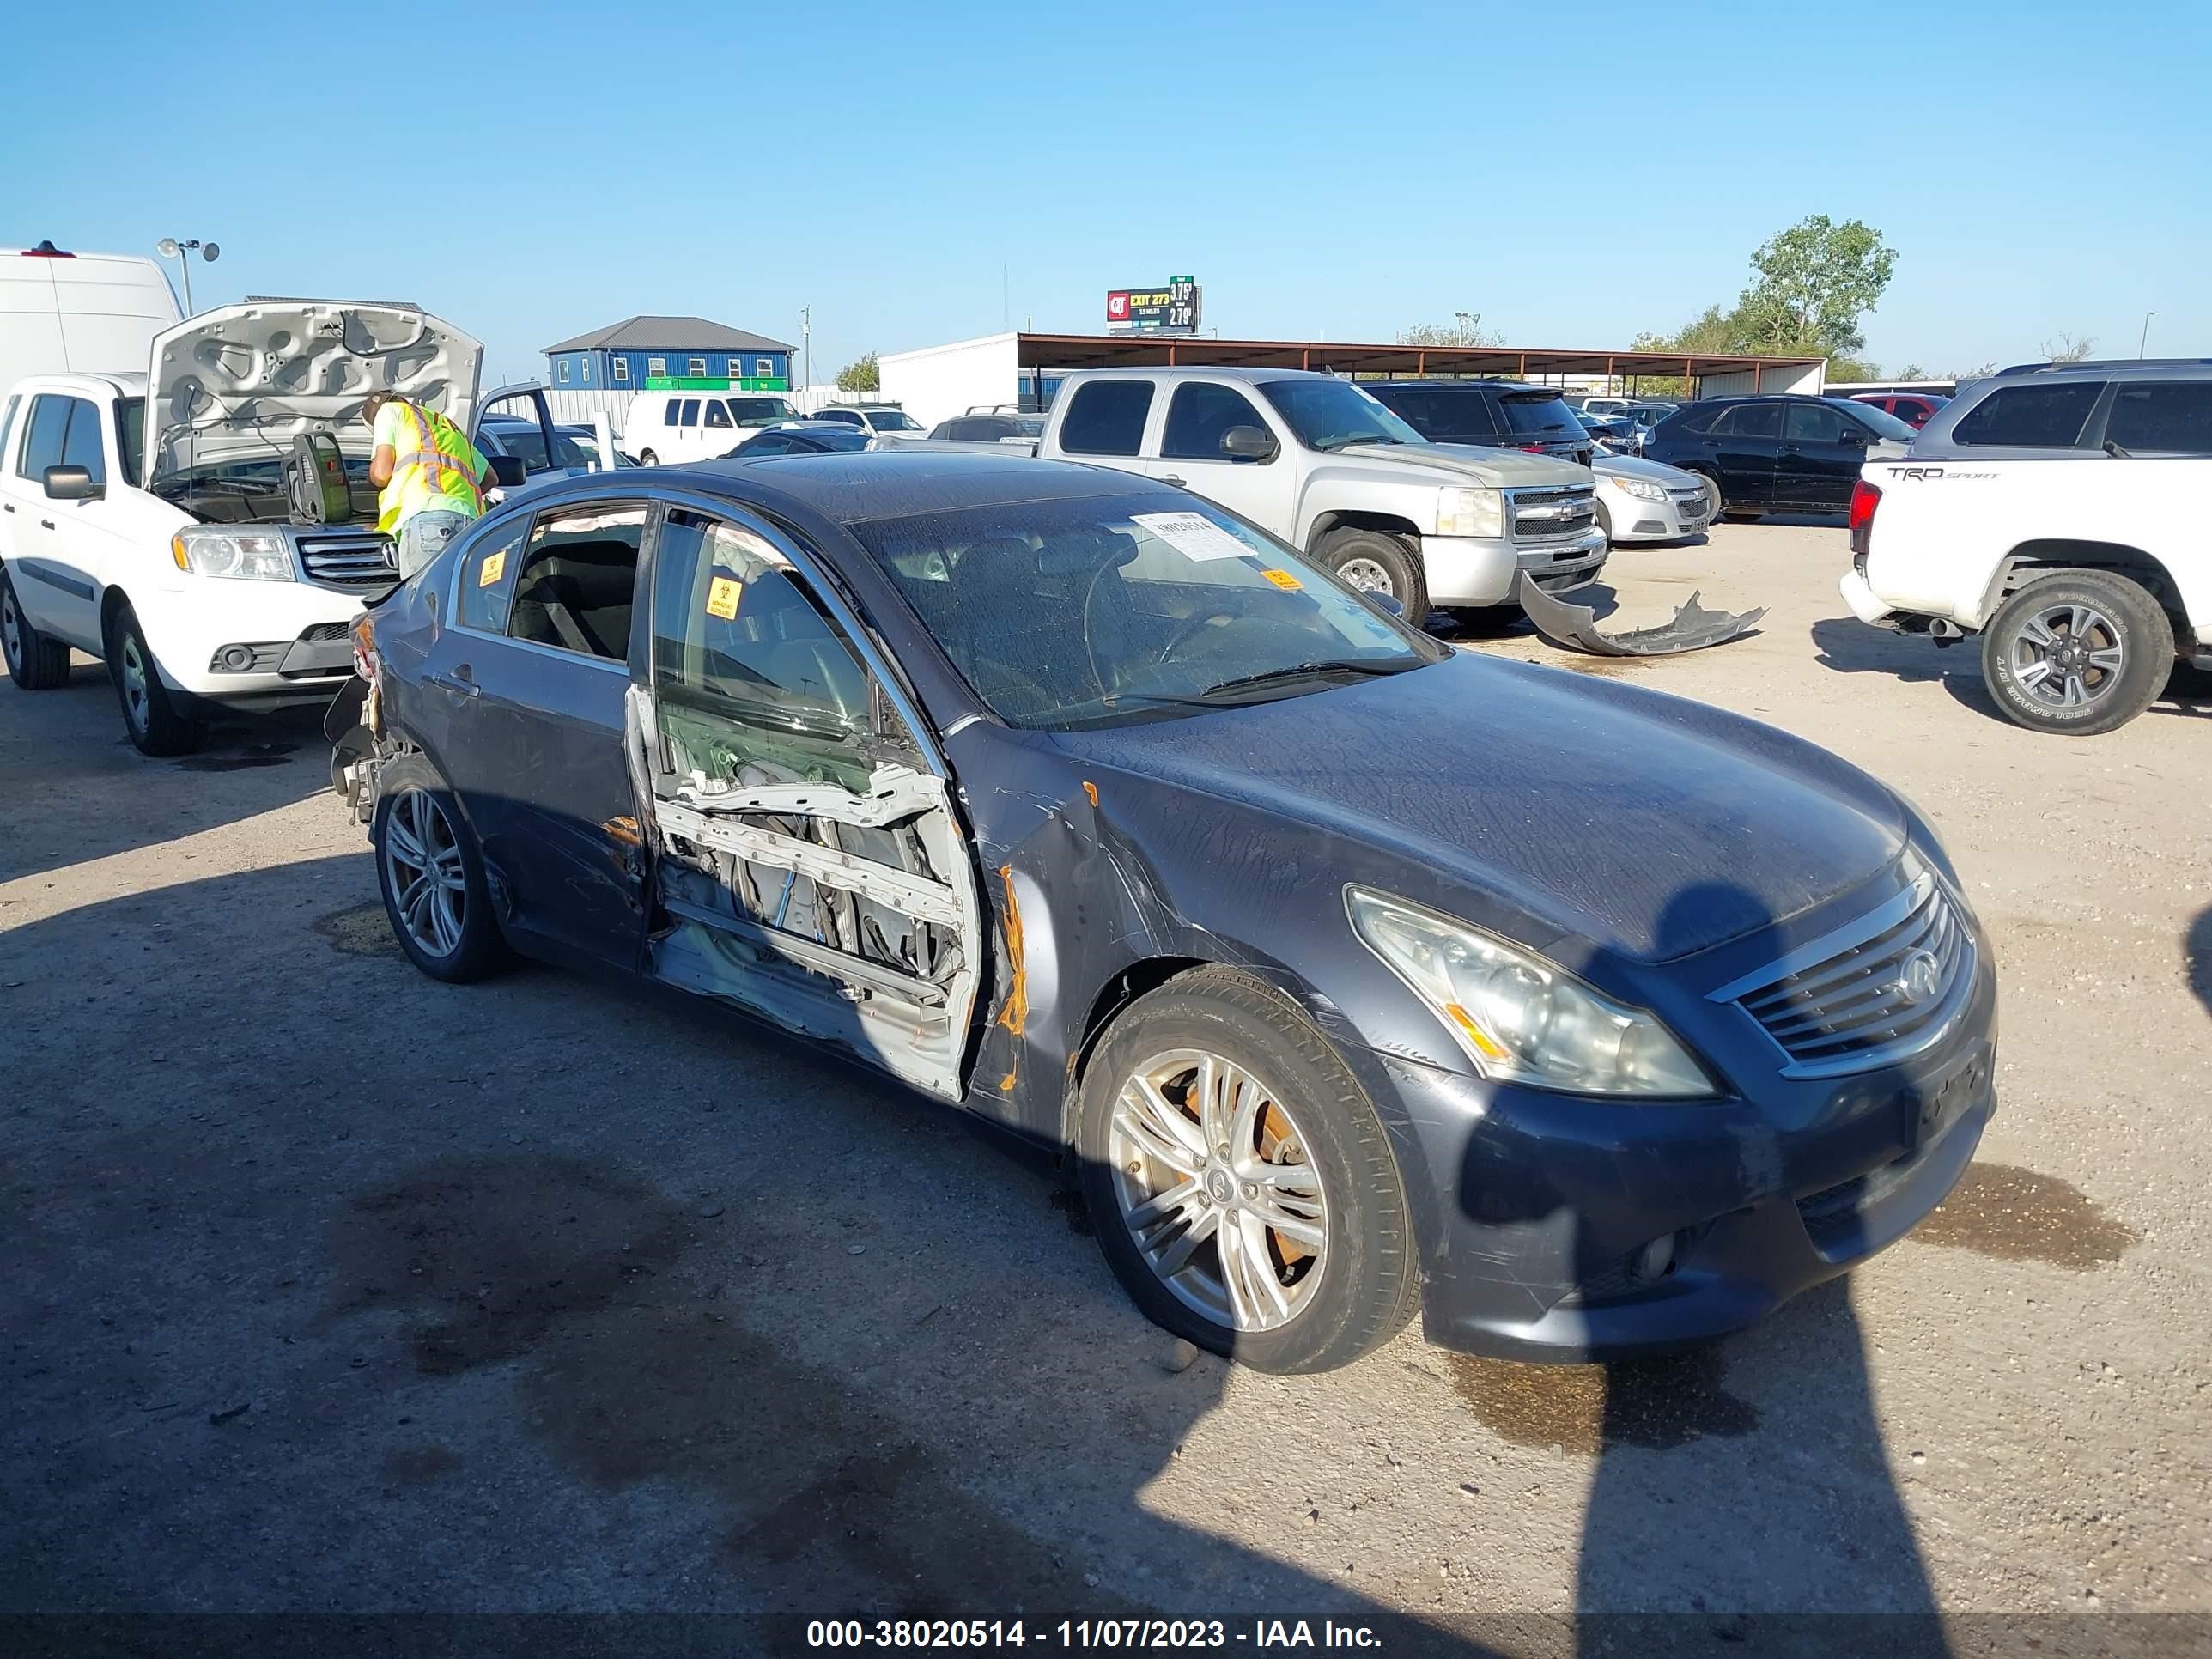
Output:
[
  {"xmin": 335, "ymin": 453, "xmax": 1995, "ymax": 1371},
  {"xmin": 1643, "ymin": 393, "xmax": 1917, "ymax": 520},
  {"xmin": 1364, "ymin": 380, "xmax": 1595, "ymax": 466},
  {"xmin": 725, "ymin": 421, "xmax": 875, "ymax": 457}
]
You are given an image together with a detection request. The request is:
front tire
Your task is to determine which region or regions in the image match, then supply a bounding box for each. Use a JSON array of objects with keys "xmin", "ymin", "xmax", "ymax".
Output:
[
  {"xmin": 1313, "ymin": 527, "xmax": 1430, "ymax": 624},
  {"xmin": 1076, "ymin": 965, "xmax": 1421, "ymax": 1374},
  {"xmin": 106, "ymin": 602, "xmax": 205, "ymax": 756},
  {"xmin": 2, "ymin": 564, "xmax": 73, "ymax": 690},
  {"xmin": 1980, "ymin": 572, "xmax": 2172, "ymax": 736},
  {"xmin": 373, "ymin": 755, "xmax": 510, "ymax": 981},
  {"xmin": 637, "ymin": 449, "xmax": 659, "ymax": 466}
]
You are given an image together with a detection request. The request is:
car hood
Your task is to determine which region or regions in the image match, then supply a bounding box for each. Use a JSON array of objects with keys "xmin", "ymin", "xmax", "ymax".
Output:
[
  {"xmin": 1054, "ymin": 652, "xmax": 1905, "ymax": 963},
  {"xmin": 1593, "ymin": 453, "xmax": 1703, "ymax": 488},
  {"xmin": 1331, "ymin": 441, "xmax": 1589, "ymax": 489},
  {"xmin": 144, "ymin": 301, "xmax": 483, "ymax": 488}
]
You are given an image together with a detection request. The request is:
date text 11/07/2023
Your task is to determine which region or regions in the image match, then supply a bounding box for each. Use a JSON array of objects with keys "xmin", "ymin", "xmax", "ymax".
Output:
[{"xmin": 805, "ymin": 1619, "xmax": 1384, "ymax": 1649}]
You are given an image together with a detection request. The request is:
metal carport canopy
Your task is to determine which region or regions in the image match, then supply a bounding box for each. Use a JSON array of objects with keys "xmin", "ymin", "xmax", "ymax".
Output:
[{"xmin": 1012, "ymin": 332, "xmax": 1824, "ymax": 388}]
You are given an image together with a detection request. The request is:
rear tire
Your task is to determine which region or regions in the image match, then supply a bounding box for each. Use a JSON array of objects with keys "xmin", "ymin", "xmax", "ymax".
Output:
[
  {"xmin": 1595, "ymin": 500, "xmax": 1614, "ymax": 544},
  {"xmin": 106, "ymin": 602, "xmax": 205, "ymax": 757},
  {"xmin": 1076, "ymin": 964, "xmax": 1421, "ymax": 1374},
  {"xmin": 372, "ymin": 754, "xmax": 510, "ymax": 982},
  {"xmin": 1, "ymin": 564, "xmax": 73, "ymax": 690},
  {"xmin": 637, "ymin": 449, "xmax": 659, "ymax": 466},
  {"xmin": 1313, "ymin": 527, "xmax": 1429, "ymax": 623},
  {"xmin": 1979, "ymin": 572, "xmax": 2172, "ymax": 737}
]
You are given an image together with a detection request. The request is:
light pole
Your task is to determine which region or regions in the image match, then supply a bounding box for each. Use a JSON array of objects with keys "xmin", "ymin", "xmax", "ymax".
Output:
[
  {"xmin": 2139, "ymin": 311, "xmax": 2155, "ymax": 358},
  {"xmin": 156, "ymin": 237, "xmax": 220, "ymax": 315},
  {"xmin": 799, "ymin": 305, "xmax": 811, "ymax": 395}
]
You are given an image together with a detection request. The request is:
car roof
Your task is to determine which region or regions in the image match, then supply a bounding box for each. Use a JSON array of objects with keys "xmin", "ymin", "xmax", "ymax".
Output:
[
  {"xmin": 568, "ymin": 449, "xmax": 1171, "ymax": 526},
  {"xmin": 1986, "ymin": 357, "xmax": 2212, "ymax": 383},
  {"xmin": 10, "ymin": 370, "xmax": 148, "ymax": 397},
  {"xmin": 1072, "ymin": 366, "xmax": 1336, "ymax": 386},
  {"xmin": 1366, "ymin": 379, "xmax": 1564, "ymax": 396}
]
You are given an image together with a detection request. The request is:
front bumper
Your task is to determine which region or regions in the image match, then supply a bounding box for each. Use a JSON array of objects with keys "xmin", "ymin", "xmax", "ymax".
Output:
[
  {"xmin": 1420, "ymin": 532, "xmax": 1607, "ymax": 606},
  {"xmin": 136, "ymin": 580, "xmax": 365, "ymax": 702},
  {"xmin": 1339, "ymin": 945, "xmax": 1997, "ymax": 1363},
  {"xmin": 1602, "ymin": 483, "xmax": 1711, "ymax": 543}
]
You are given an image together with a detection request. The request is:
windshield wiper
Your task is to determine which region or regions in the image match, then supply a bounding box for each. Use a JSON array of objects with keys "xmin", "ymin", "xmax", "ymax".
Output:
[
  {"xmin": 1197, "ymin": 659, "xmax": 1413, "ymax": 700},
  {"xmin": 1314, "ymin": 434, "xmax": 1402, "ymax": 452}
]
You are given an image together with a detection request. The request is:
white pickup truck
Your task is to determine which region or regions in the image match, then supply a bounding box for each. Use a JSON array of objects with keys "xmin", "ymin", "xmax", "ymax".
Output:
[
  {"xmin": 1841, "ymin": 360, "xmax": 2212, "ymax": 735},
  {"xmin": 1027, "ymin": 367, "xmax": 1605, "ymax": 619},
  {"xmin": 0, "ymin": 300, "xmax": 588, "ymax": 755}
]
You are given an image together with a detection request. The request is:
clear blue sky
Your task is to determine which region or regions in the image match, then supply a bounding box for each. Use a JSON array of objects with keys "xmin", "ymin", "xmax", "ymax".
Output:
[{"xmin": 3, "ymin": 1, "xmax": 2203, "ymax": 384}]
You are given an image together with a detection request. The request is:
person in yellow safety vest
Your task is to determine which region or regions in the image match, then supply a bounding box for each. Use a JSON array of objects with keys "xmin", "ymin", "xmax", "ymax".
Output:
[{"xmin": 362, "ymin": 391, "xmax": 499, "ymax": 580}]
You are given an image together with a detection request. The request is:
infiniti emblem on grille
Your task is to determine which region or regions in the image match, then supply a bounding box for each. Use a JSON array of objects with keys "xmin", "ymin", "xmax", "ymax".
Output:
[{"xmin": 1893, "ymin": 949, "xmax": 1942, "ymax": 1006}]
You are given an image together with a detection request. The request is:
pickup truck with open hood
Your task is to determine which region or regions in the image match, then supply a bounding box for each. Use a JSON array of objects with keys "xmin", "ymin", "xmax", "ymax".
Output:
[
  {"xmin": 1025, "ymin": 366, "xmax": 1606, "ymax": 620},
  {"xmin": 0, "ymin": 300, "xmax": 590, "ymax": 754}
]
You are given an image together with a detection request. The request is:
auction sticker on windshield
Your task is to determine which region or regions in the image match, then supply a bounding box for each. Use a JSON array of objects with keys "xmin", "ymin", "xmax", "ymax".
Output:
[{"xmin": 1132, "ymin": 511, "xmax": 1259, "ymax": 562}]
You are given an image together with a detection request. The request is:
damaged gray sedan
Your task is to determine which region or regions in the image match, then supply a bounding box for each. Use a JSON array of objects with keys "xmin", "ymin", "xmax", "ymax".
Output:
[{"xmin": 337, "ymin": 452, "xmax": 1996, "ymax": 1373}]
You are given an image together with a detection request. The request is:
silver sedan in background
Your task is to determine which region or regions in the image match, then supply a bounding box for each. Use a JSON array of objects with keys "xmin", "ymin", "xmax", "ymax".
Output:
[{"xmin": 1591, "ymin": 453, "xmax": 1712, "ymax": 544}]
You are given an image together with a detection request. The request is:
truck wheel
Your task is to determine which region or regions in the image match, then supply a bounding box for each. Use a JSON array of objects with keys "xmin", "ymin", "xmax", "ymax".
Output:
[
  {"xmin": 1595, "ymin": 501, "xmax": 1615, "ymax": 544},
  {"xmin": 1696, "ymin": 472, "xmax": 1724, "ymax": 522},
  {"xmin": 1314, "ymin": 528, "xmax": 1429, "ymax": 623},
  {"xmin": 637, "ymin": 449, "xmax": 659, "ymax": 466},
  {"xmin": 1980, "ymin": 573, "xmax": 2173, "ymax": 737},
  {"xmin": 2, "ymin": 564, "xmax": 73, "ymax": 690},
  {"xmin": 106, "ymin": 602, "xmax": 206, "ymax": 757}
]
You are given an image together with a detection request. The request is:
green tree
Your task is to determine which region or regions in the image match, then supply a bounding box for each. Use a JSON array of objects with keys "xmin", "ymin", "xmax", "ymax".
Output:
[
  {"xmin": 836, "ymin": 352, "xmax": 880, "ymax": 393},
  {"xmin": 1396, "ymin": 311, "xmax": 1503, "ymax": 348},
  {"xmin": 1732, "ymin": 215, "xmax": 1898, "ymax": 356},
  {"xmin": 1895, "ymin": 362, "xmax": 1931, "ymax": 380}
]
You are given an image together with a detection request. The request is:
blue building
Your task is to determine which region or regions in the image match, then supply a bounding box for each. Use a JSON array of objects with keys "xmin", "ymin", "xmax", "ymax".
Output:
[{"xmin": 543, "ymin": 314, "xmax": 797, "ymax": 394}]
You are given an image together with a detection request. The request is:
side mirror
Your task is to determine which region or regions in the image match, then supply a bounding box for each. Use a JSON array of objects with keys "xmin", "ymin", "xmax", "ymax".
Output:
[
  {"xmin": 1368, "ymin": 591, "xmax": 1406, "ymax": 617},
  {"xmin": 1838, "ymin": 426, "xmax": 1869, "ymax": 447},
  {"xmin": 1219, "ymin": 424, "xmax": 1279, "ymax": 462},
  {"xmin": 488, "ymin": 455, "xmax": 528, "ymax": 489},
  {"xmin": 42, "ymin": 465, "xmax": 101, "ymax": 501}
]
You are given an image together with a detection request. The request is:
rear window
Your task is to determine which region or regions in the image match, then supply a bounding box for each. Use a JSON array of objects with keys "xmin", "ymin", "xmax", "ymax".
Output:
[
  {"xmin": 1952, "ymin": 382, "xmax": 2104, "ymax": 448},
  {"xmin": 1496, "ymin": 393, "xmax": 1583, "ymax": 439},
  {"xmin": 2103, "ymin": 382, "xmax": 2212, "ymax": 454},
  {"xmin": 1714, "ymin": 403, "xmax": 1781, "ymax": 439},
  {"xmin": 1057, "ymin": 380, "xmax": 1154, "ymax": 456},
  {"xmin": 1367, "ymin": 386, "xmax": 1495, "ymax": 442}
]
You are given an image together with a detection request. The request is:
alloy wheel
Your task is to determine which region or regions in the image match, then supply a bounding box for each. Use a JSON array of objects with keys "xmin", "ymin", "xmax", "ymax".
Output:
[
  {"xmin": 1334, "ymin": 558, "xmax": 1394, "ymax": 597},
  {"xmin": 2010, "ymin": 602, "xmax": 2124, "ymax": 711},
  {"xmin": 1108, "ymin": 1048, "xmax": 1328, "ymax": 1334},
  {"xmin": 383, "ymin": 788, "xmax": 469, "ymax": 958},
  {"xmin": 118, "ymin": 633, "xmax": 150, "ymax": 735}
]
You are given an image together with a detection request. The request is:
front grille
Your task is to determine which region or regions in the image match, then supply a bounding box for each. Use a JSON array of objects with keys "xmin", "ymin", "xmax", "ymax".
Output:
[
  {"xmin": 1510, "ymin": 486, "xmax": 1597, "ymax": 541},
  {"xmin": 296, "ymin": 534, "xmax": 396, "ymax": 590},
  {"xmin": 1797, "ymin": 1150, "xmax": 1923, "ymax": 1254},
  {"xmin": 1715, "ymin": 874, "xmax": 1974, "ymax": 1077},
  {"xmin": 1671, "ymin": 489, "xmax": 1709, "ymax": 519},
  {"xmin": 297, "ymin": 620, "xmax": 353, "ymax": 642}
]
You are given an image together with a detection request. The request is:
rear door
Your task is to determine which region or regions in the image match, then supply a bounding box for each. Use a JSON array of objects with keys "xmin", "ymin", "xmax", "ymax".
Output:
[
  {"xmin": 1778, "ymin": 400, "xmax": 1867, "ymax": 511},
  {"xmin": 1709, "ymin": 403, "xmax": 1781, "ymax": 508},
  {"xmin": 1050, "ymin": 378, "xmax": 1157, "ymax": 488},
  {"xmin": 638, "ymin": 502, "xmax": 982, "ymax": 1100},
  {"xmin": 430, "ymin": 498, "xmax": 650, "ymax": 967}
]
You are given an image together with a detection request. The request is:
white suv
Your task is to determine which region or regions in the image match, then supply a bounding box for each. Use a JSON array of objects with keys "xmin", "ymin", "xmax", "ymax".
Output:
[
  {"xmin": 1840, "ymin": 360, "xmax": 2212, "ymax": 735},
  {"xmin": 0, "ymin": 301, "xmax": 488, "ymax": 754}
]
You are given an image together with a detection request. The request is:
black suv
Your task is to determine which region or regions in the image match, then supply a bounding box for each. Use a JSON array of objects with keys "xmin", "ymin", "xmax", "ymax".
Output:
[
  {"xmin": 1364, "ymin": 380, "xmax": 1594, "ymax": 466},
  {"xmin": 1643, "ymin": 394, "xmax": 1916, "ymax": 519}
]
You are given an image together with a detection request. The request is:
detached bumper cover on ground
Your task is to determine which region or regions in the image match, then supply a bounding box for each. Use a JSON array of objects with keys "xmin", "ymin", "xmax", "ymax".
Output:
[{"xmin": 1516, "ymin": 575, "xmax": 1765, "ymax": 656}]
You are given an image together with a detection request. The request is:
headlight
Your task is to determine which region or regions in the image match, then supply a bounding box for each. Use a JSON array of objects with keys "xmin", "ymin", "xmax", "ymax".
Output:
[
  {"xmin": 171, "ymin": 529, "xmax": 295, "ymax": 581},
  {"xmin": 1435, "ymin": 485, "xmax": 1503, "ymax": 538},
  {"xmin": 1346, "ymin": 887, "xmax": 1716, "ymax": 1097},
  {"xmin": 1610, "ymin": 475, "xmax": 1669, "ymax": 503}
]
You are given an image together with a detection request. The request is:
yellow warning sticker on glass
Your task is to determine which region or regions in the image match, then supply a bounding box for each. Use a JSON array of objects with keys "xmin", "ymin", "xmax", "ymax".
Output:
[
  {"xmin": 477, "ymin": 550, "xmax": 506, "ymax": 587},
  {"xmin": 1260, "ymin": 568, "xmax": 1304, "ymax": 591},
  {"xmin": 706, "ymin": 576, "xmax": 743, "ymax": 619}
]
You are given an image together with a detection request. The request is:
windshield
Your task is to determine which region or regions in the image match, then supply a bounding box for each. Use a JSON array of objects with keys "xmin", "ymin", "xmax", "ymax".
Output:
[
  {"xmin": 868, "ymin": 410, "xmax": 924, "ymax": 432},
  {"xmin": 1497, "ymin": 393, "xmax": 1583, "ymax": 438},
  {"xmin": 850, "ymin": 492, "xmax": 1439, "ymax": 730},
  {"xmin": 118, "ymin": 397, "xmax": 146, "ymax": 487},
  {"xmin": 1847, "ymin": 401, "xmax": 1918, "ymax": 441},
  {"xmin": 730, "ymin": 398, "xmax": 799, "ymax": 428},
  {"xmin": 1257, "ymin": 380, "xmax": 1425, "ymax": 451}
]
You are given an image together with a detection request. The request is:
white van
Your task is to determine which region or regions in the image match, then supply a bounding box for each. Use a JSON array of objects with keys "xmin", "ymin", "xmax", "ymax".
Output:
[
  {"xmin": 621, "ymin": 390, "xmax": 800, "ymax": 465},
  {"xmin": 1, "ymin": 243, "xmax": 182, "ymax": 392}
]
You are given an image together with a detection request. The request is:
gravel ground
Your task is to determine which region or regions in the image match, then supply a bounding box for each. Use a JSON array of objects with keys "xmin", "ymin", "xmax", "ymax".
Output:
[{"xmin": 2, "ymin": 521, "xmax": 2207, "ymax": 1656}]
